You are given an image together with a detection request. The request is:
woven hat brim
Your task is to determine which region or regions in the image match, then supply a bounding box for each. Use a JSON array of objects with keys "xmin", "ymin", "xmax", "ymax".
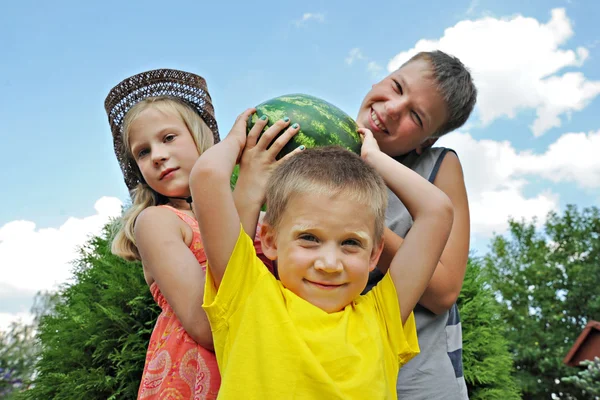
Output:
[{"xmin": 104, "ymin": 68, "xmax": 220, "ymax": 191}]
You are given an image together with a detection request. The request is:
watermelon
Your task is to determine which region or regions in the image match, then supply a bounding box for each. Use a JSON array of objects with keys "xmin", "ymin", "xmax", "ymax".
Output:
[{"xmin": 247, "ymin": 94, "xmax": 362, "ymax": 159}]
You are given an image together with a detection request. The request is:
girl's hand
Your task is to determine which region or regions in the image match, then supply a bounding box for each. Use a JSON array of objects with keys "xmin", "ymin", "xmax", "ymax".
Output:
[
  {"xmin": 226, "ymin": 108, "xmax": 257, "ymax": 161},
  {"xmin": 237, "ymin": 116, "xmax": 304, "ymax": 206},
  {"xmin": 358, "ymin": 128, "xmax": 381, "ymax": 164}
]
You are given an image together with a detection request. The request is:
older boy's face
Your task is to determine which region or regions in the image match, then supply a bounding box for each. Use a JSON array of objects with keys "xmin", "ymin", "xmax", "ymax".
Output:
[
  {"xmin": 261, "ymin": 192, "xmax": 382, "ymax": 313},
  {"xmin": 357, "ymin": 59, "xmax": 448, "ymax": 157}
]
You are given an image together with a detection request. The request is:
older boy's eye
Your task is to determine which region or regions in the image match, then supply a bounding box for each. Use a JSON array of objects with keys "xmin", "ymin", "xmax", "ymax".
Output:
[
  {"xmin": 392, "ymin": 79, "xmax": 403, "ymax": 95},
  {"xmin": 412, "ymin": 111, "xmax": 423, "ymax": 128}
]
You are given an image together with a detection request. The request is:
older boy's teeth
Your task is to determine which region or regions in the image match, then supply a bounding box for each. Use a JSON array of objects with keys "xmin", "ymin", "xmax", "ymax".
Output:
[{"xmin": 371, "ymin": 110, "xmax": 387, "ymax": 132}]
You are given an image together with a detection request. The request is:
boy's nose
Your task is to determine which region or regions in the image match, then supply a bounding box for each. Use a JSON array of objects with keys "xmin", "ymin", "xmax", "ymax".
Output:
[
  {"xmin": 385, "ymin": 98, "xmax": 407, "ymax": 120},
  {"xmin": 314, "ymin": 248, "xmax": 343, "ymax": 273}
]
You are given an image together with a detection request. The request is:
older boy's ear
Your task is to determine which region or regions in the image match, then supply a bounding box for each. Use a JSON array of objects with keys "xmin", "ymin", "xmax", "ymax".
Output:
[
  {"xmin": 259, "ymin": 223, "xmax": 278, "ymax": 261},
  {"xmin": 415, "ymin": 137, "xmax": 438, "ymax": 155},
  {"xmin": 369, "ymin": 240, "xmax": 385, "ymax": 271}
]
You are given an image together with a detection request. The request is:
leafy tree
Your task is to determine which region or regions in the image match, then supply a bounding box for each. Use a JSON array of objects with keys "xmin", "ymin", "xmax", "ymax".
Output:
[
  {"xmin": 458, "ymin": 257, "xmax": 521, "ymax": 400},
  {"xmin": 20, "ymin": 222, "xmax": 159, "ymax": 400},
  {"xmin": 0, "ymin": 321, "xmax": 37, "ymax": 398},
  {"xmin": 484, "ymin": 205, "xmax": 600, "ymax": 399},
  {"xmin": 561, "ymin": 357, "xmax": 600, "ymax": 400}
]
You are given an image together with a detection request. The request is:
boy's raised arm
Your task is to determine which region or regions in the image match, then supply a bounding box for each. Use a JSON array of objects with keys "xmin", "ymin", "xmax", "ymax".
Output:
[
  {"xmin": 359, "ymin": 129, "xmax": 454, "ymax": 324},
  {"xmin": 190, "ymin": 109, "xmax": 255, "ymax": 288}
]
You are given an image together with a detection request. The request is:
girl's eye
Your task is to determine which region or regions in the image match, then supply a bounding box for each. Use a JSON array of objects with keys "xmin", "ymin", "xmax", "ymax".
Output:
[
  {"xmin": 164, "ymin": 134, "xmax": 176, "ymax": 143},
  {"xmin": 137, "ymin": 148, "xmax": 149, "ymax": 158},
  {"xmin": 392, "ymin": 79, "xmax": 403, "ymax": 95}
]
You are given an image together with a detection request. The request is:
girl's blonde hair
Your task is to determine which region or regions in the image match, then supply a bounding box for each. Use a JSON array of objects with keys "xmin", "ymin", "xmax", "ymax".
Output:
[{"xmin": 111, "ymin": 96, "xmax": 214, "ymax": 261}]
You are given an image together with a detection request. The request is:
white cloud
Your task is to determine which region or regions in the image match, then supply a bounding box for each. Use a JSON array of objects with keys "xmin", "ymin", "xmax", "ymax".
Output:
[
  {"xmin": 0, "ymin": 312, "xmax": 34, "ymax": 332},
  {"xmin": 367, "ymin": 61, "xmax": 383, "ymax": 76},
  {"xmin": 514, "ymin": 130, "xmax": 600, "ymax": 188},
  {"xmin": 0, "ymin": 196, "xmax": 122, "ymax": 294},
  {"xmin": 345, "ymin": 48, "xmax": 364, "ymax": 65},
  {"xmin": 437, "ymin": 129, "xmax": 600, "ymax": 236},
  {"xmin": 466, "ymin": 0, "xmax": 479, "ymax": 15},
  {"xmin": 295, "ymin": 12, "xmax": 325, "ymax": 26},
  {"xmin": 387, "ymin": 8, "xmax": 600, "ymax": 136}
]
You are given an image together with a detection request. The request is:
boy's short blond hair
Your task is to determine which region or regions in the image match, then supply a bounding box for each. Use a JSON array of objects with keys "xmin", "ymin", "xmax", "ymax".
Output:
[{"xmin": 264, "ymin": 146, "xmax": 388, "ymax": 241}]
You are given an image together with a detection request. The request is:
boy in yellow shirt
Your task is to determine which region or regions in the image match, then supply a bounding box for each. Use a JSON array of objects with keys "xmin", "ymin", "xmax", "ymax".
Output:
[{"xmin": 190, "ymin": 109, "xmax": 454, "ymax": 399}]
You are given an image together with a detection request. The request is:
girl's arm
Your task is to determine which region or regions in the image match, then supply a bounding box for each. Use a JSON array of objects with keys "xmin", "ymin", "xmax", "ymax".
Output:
[
  {"xmin": 233, "ymin": 117, "xmax": 301, "ymax": 238},
  {"xmin": 134, "ymin": 206, "xmax": 213, "ymax": 350},
  {"xmin": 190, "ymin": 109, "xmax": 253, "ymax": 288},
  {"xmin": 376, "ymin": 152, "xmax": 470, "ymax": 314},
  {"xmin": 360, "ymin": 129, "xmax": 454, "ymax": 324}
]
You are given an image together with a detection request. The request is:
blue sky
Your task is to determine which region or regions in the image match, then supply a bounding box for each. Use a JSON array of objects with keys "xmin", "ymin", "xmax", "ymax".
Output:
[{"xmin": 1, "ymin": 0, "xmax": 599, "ymax": 328}]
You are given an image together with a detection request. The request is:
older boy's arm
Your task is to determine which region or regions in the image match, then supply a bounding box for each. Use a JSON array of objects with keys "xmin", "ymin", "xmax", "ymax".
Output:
[
  {"xmin": 362, "ymin": 135, "xmax": 453, "ymax": 324},
  {"xmin": 190, "ymin": 109, "xmax": 253, "ymax": 287},
  {"xmin": 376, "ymin": 153, "xmax": 470, "ymax": 314}
]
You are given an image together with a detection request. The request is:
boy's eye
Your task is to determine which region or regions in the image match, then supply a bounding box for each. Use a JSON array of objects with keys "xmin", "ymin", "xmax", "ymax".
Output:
[
  {"xmin": 164, "ymin": 134, "xmax": 176, "ymax": 142},
  {"xmin": 299, "ymin": 234, "xmax": 318, "ymax": 242},
  {"xmin": 411, "ymin": 111, "xmax": 423, "ymax": 129},
  {"xmin": 342, "ymin": 239, "xmax": 362, "ymax": 247},
  {"xmin": 392, "ymin": 79, "xmax": 403, "ymax": 95}
]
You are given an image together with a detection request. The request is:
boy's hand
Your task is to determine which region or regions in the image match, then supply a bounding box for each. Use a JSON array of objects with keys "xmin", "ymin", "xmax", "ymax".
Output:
[
  {"xmin": 358, "ymin": 128, "xmax": 381, "ymax": 164},
  {"xmin": 226, "ymin": 108, "xmax": 257, "ymax": 162},
  {"xmin": 237, "ymin": 116, "xmax": 303, "ymax": 206}
]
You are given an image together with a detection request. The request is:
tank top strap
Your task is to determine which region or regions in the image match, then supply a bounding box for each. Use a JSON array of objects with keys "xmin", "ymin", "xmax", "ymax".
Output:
[{"xmin": 158, "ymin": 204, "xmax": 198, "ymax": 231}]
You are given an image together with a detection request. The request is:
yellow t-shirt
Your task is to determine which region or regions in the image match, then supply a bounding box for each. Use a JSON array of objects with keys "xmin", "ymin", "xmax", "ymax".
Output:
[{"xmin": 203, "ymin": 226, "xmax": 419, "ymax": 399}]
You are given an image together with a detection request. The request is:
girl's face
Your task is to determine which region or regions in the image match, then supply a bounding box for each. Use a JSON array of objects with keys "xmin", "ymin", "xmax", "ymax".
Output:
[
  {"xmin": 128, "ymin": 106, "xmax": 200, "ymax": 199},
  {"xmin": 356, "ymin": 59, "xmax": 448, "ymax": 157}
]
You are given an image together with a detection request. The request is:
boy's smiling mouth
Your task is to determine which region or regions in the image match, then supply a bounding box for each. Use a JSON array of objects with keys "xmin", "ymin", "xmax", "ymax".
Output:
[{"xmin": 304, "ymin": 279, "xmax": 345, "ymax": 290}]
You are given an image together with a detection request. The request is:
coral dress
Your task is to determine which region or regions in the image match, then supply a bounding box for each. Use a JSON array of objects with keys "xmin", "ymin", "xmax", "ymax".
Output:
[{"xmin": 138, "ymin": 205, "xmax": 272, "ymax": 399}]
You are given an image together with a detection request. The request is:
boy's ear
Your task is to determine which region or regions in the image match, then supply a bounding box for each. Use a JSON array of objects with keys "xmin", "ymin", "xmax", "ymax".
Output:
[
  {"xmin": 415, "ymin": 137, "xmax": 438, "ymax": 155},
  {"xmin": 260, "ymin": 222, "xmax": 278, "ymax": 261},
  {"xmin": 369, "ymin": 239, "xmax": 385, "ymax": 272}
]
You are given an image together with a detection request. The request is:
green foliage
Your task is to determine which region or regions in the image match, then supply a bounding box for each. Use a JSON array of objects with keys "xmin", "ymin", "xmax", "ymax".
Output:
[
  {"xmin": 0, "ymin": 321, "xmax": 38, "ymax": 398},
  {"xmin": 484, "ymin": 205, "xmax": 600, "ymax": 399},
  {"xmin": 458, "ymin": 257, "xmax": 521, "ymax": 400},
  {"xmin": 20, "ymin": 221, "xmax": 159, "ymax": 400},
  {"xmin": 561, "ymin": 358, "xmax": 600, "ymax": 399}
]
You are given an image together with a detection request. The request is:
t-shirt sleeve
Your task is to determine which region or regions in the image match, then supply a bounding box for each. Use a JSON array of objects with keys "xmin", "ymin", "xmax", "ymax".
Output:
[
  {"xmin": 203, "ymin": 224, "xmax": 267, "ymax": 330},
  {"xmin": 370, "ymin": 272, "xmax": 420, "ymax": 366}
]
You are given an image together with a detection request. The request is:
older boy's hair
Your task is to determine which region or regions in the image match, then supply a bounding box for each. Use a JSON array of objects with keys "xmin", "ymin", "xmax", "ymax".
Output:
[
  {"xmin": 404, "ymin": 50, "xmax": 477, "ymax": 137},
  {"xmin": 264, "ymin": 146, "xmax": 388, "ymax": 240}
]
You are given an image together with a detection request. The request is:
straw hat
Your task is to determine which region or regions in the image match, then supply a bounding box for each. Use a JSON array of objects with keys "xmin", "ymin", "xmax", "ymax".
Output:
[{"xmin": 104, "ymin": 68, "xmax": 220, "ymax": 191}]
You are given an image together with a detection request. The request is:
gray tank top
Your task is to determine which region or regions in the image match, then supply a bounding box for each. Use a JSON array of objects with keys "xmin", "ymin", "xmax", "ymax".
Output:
[{"xmin": 364, "ymin": 147, "xmax": 469, "ymax": 400}]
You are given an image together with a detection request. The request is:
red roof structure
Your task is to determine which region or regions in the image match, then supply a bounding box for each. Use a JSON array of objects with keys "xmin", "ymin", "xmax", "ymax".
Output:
[{"xmin": 564, "ymin": 320, "xmax": 600, "ymax": 368}]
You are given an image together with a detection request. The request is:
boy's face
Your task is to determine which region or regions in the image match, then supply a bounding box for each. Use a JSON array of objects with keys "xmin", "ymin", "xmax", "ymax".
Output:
[
  {"xmin": 260, "ymin": 192, "xmax": 383, "ymax": 313},
  {"xmin": 356, "ymin": 59, "xmax": 448, "ymax": 158}
]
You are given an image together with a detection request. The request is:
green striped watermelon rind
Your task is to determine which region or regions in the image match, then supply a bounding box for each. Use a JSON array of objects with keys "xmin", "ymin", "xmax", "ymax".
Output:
[{"xmin": 246, "ymin": 94, "xmax": 362, "ymax": 159}]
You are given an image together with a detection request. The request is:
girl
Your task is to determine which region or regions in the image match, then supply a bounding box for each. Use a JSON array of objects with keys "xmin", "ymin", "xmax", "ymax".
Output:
[{"xmin": 104, "ymin": 69, "xmax": 299, "ymax": 399}]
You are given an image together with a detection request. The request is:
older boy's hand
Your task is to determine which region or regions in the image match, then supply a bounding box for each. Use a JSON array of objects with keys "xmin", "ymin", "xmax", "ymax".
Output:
[{"xmin": 358, "ymin": 128, "xmax": 382, "ymax": 165}]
